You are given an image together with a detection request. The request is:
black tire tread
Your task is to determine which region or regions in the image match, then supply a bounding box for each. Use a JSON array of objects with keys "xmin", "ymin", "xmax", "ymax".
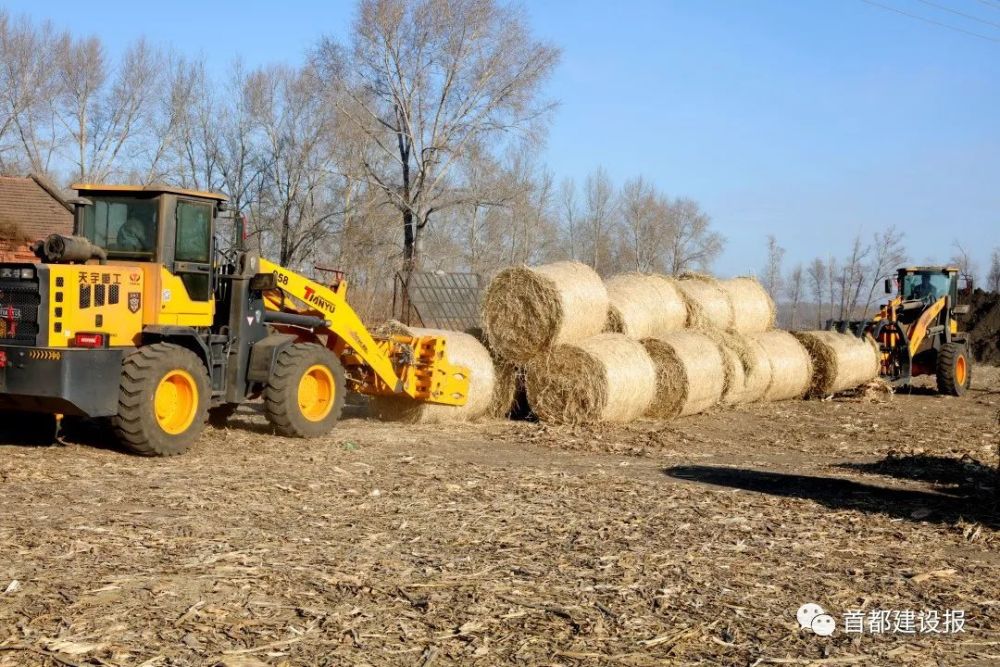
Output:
[
  {"xmin": 112, "ymin": 343, "xmax": 210, "ymax": 456},
  {"xmin": 936, "ymin": 342, "xmax": 971, "ymax": 397},
  {"xmin": 263, "ymin": 343, "xmax": 345, "ymax": 438}
]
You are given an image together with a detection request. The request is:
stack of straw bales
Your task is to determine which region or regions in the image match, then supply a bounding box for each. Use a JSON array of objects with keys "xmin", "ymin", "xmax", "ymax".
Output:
[
  {"xmin": 483, "ymin": 262, "xmax": 662, "ymax": 424},
  {"xmin": 473, "ymin": 261, "xmax": 879, "ymax": 426}
]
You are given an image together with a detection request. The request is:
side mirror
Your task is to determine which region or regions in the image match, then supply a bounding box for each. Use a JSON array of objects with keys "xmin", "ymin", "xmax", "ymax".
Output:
[
  {"xmin": 250, "ymin": 271, "xmax": 278, "ymax": 291},
  {"xmin": 884, "ymin": 278, "xmax": 893, "ymax": 294}
]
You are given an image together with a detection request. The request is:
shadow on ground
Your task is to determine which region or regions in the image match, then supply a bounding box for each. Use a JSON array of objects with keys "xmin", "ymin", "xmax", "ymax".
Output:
[
  {"xmin": 838, "ymin": 454, "xmax": 998, "ymax": 492},
  {"xmin": 666, "ymin": 458, "xmax": 1000, "ymax": 529}
]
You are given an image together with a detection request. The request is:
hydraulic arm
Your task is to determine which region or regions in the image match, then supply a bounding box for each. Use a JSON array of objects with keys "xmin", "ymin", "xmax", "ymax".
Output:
[{"xmin": 257, "ymin": 259, "xmax": 471, "ymax": 407}]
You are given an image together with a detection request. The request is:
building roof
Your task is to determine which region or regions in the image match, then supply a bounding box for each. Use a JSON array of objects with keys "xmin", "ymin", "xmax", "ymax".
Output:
[
  {"xmin": 0, "ymin": 175, "xmax": 74, "ymax": 259},
  {"xmin": 72, "ymin": 183, "xmax": 229, "ymax": 202}
]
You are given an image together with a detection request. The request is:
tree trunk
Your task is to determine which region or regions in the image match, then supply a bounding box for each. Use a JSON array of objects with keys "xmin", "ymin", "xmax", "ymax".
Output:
[
  {"xmin": 400, "ymin": 209, "xmax": 417, "ymax": 324},
  {"xmin": 280, "ymin": 210, "xmax": 291, "ymax": 266}
]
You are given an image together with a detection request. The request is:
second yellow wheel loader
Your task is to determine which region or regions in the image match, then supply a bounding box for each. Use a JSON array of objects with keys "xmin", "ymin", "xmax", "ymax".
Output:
[
  {"xmin": 828, "ymin": 266, "xmax": 973, "ymax": 396},
  {"xmin": 0, "ymin": 184, "xmax": 470, "ymax": 455}
]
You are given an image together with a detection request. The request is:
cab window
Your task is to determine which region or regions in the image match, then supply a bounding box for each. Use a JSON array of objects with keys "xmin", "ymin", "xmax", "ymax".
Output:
[
  {"xmin": 175, "ymin": 201, "xmax": 212, "ymax": 263},
  {"xmin": 902, "ymin": 273, "xmax": 950, "ymax": 301},
  {"xmin": 81, "ymin": 198, "xmax": 158, "ymax": 259}
]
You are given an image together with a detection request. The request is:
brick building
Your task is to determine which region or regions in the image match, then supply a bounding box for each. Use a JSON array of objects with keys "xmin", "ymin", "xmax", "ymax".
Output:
[{"xmin": 0, "ymin": 174, "xmax": 74, "ymax": 262}]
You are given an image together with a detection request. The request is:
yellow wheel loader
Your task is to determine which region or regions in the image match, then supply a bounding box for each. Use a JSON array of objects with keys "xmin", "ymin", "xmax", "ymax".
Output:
[
  {"xmin": 827, "ymin": 266, "xmax": 972, "ymax": 396},
  {"xmin": 0, "ymin": 184, "xmax": 470, "ymax": 455}
]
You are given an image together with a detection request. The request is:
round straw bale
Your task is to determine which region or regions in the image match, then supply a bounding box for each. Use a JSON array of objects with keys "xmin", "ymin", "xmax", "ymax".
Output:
[
  {"xmin": 792, "ymin": 330, "xmax": 880, "ymax": 397},
  {"xmin": 369, "ymin": 323, "xmax": 495, "ymax": 423},
  {"xmin": 483, "ymin": 261, "xmax": 609, "ymax": 364},
  {"xmin": 641, "ymin": 331, "xmax": 726, "ymax": 419},
  {"xmin": 699, "ymin": 328, "xmax": 772, "ymax": 404},
  {"xmin": 751, "ymin": 331, "xmax": 813, "ymax": 401},
  {"xmin": 676, "ymin": 273, "xmax": 735, "ymax": 330},
  {"xmin": 720, "ymin": 276, "xmax": 775, "ymax": 333},
  {"xmin": 604, "ymin": 273, "xmax": 687, "ymax": 339},
  {"xmin": 696, "ymin": 328, "xmax": 761, "ymax": 393},
  {"xmin": 490, "ymin": 360, "xmax": 521, "ymax": 418},
  {"xmin": 719, "ymin": 337, "xmax": 772, "ymax": 404},
  {"xmin": 525, "ymin": 333, "xmax": 655, "ymax": 424}
]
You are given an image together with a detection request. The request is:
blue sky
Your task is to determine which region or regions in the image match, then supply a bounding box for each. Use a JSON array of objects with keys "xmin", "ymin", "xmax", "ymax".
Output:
[{"xmin": 7, "ymin": 0, "xmax": 998, "ymax": 278}]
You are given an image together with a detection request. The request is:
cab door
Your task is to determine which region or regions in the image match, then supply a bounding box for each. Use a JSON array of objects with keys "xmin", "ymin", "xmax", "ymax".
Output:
[{"xmin": 160, "ymin": 198, "xmax": 215, "ymax": 326}]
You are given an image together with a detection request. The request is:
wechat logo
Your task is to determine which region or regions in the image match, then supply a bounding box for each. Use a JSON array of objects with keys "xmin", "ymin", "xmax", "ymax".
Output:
[{"xmin": 798, "ymin": 603, "xmax": 836, "ymax": 637}]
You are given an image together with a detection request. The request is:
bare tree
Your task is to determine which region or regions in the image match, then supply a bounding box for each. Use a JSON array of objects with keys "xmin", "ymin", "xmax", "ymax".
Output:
[
  {"xmin": 862, "ymin": 225, "xmax": 906, "ymax": 316},
  {"xmin": 950, "ymin": 240, "xmax": 977, "ymax": 288},
  {"xmin": 142, "ymin": 56, "xmax": 205, "ymax": 184},
  {"xmin": 761, "ymin": 235, "xmax": 785, "ymax": 299},
  {"xmin": 249, "ymin": 64, "xmax": 342, "ymax": 267},
  {"xmin": 987, "ymin": 248, "xmax": 1000, "ymax": 293},
  {"xmin": 826, "ymin": 256, "xmax": 839, "ymax": 323},
  {"xmin": 786, "ymin": 263, "xmax": 804, "ymax": 330},
  {"xmin": 806, "ymin": 257, "xmax": 826, "ymax": 328},
  {"xmin": 0, "ymin": 12, "xmax": 67, "ymax": 175},
  {"xmin": 453, "ymin": 147, "xmax": 559, "ymax": 274},
  {"xmin": 616, "ymin": 176, "xmax": 663, "ymax": 273},
  {"xmin": 215, "ymin": 63, "xmax": 269, "ymax": 220},
  {"xmin": 502, "ymin": 151, "xmax": 559, "ymax": 267},
  {"xmin": 662, "ymin": 197, "xmax": 723, "ymax": 275},
  {"xmin": 558, "ymin": 177, "xmax": 580, "ymax": 262},
  {"xmin": 54, "ymin": 36, "xmax": 161, "ymax": 181},
  {"xmin": 314, "ymin": 0, "xmax": 559, "ymax": 276},
  {"xmin": 581, "ymin": 166, "xmax": 616, "ymax": 275},
  {"xmin": 838, "ymin": 234, "xmax": 870, "ymax": 319}
]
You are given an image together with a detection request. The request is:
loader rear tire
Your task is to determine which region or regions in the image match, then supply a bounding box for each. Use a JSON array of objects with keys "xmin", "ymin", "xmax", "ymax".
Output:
[
  {"xmin": 264, "ymin": 343, "xmax": 345, "ymax": 438},
  {"xmin": 936, "ymin": 342, "xmax": 972, "ymax": 397},
  {"xmin": 112, "ymin": 343, "xmax": 211, "ymax": 456}
]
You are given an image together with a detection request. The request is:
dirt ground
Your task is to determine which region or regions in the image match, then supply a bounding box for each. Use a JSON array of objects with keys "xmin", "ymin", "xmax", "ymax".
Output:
[{"xmin": 1, "ymin": 368, "xmax": 999, "ymax": 666}]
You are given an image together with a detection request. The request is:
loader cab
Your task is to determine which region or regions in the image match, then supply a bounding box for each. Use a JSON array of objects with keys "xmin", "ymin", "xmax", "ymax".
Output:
[
  {"xmin": 897, "ymin": 267, "xmax": 958, "ymax": 305},
  {"xmin": 896, "ymin": 266, "xmax": 968, "ymax": 340},
  {"xmin": 72, "ymin": 184, "xmax": 227, "ymax": 319}
]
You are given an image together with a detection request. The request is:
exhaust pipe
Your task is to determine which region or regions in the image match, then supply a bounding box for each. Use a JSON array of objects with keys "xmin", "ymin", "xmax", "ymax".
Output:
[{"xmin": 36, "ymin": 234, "xmax": 108, "ymax": 265}]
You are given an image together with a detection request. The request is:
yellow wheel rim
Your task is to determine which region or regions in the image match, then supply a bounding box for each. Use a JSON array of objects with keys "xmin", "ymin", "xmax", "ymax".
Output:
[
  {"xmin": 298, "ymin": 364, "xmax": 335, "ymax": 422},
  {"xmin": 956, "ymin": 355, "xmax": 967, "ymax": 386},
  {"xmin": 154, "ymin": 370, "xmax": 199, "ymax": 435}
]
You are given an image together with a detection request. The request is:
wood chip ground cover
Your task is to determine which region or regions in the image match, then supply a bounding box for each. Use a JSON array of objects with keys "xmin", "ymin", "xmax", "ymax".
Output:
[{"xmin": 1, "ymin": 367, "xmax": 999, "ymax": 665}]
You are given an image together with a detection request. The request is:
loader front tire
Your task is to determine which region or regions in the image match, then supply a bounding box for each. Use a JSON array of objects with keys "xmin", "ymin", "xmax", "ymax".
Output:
[
  {"xmin": 113, "ymin": 343, "xmax": 211, "ymax": 456},
  {"xmin": 936, "ymin": 342, "xmax": 972, "ymax": 397},
  {"xmin": 264, "ymin": 343, "xmax": 345, "ymax": 438}
]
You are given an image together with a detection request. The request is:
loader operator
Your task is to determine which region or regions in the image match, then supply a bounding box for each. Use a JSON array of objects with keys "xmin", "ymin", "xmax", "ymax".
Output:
[
  {"xmin": 117, "ymin": 214, "xmax": 154, "ymax": 253},
  {"xmin": 910, "ymin": 273, "xmax": 938, "ymax": 302}
]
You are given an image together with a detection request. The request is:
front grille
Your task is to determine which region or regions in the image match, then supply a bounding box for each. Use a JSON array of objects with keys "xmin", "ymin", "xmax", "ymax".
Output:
[{"xmin": 0, "ymin": 275, "xmax": 41, "ymax": 346}]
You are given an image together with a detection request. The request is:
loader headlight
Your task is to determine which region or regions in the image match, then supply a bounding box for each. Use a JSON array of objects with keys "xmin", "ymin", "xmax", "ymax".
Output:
[
  {"xmin": 19, "ymin": 268, "xmax": 34, "ymax": 280},
  {"xmin": 0, "ymin": 268, "xmax": 12, "ymax": 278}
]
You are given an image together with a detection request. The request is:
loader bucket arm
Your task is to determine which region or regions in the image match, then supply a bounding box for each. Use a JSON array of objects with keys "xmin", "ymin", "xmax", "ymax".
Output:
[
  {"xmin": 906, "ymin": 295, "xmax": 947, "ymax": 358},
  {"xmin": 257, "ymin": 259, "xmax": 470, "ymax": 406}
]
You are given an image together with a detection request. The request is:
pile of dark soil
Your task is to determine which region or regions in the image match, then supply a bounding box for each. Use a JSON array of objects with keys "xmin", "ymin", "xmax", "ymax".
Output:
[{"xmin": 963, "ymin": 289, "xmax": 1000, "ymax": 364}]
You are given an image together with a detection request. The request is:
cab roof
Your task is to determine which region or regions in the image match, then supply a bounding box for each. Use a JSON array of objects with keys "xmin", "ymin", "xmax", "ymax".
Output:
[
  {"xmin": 72, "ymin": 183, "xmax": 228, "ymax": 202},
  {"xmin": 900, "ymin": 266, "xmax": 959, "ymax": 273}
]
